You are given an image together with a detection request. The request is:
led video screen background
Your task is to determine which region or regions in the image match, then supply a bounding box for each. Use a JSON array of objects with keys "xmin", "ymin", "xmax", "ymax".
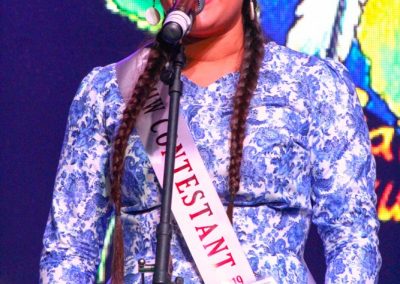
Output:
[{"xmin": 1, "ymin": 0, "xmax": 399, "ymax": 283}]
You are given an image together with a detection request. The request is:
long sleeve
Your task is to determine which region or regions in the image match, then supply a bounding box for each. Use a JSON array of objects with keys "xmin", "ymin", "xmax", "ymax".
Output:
[
  {"xmin": 39, "ymin": 68, "xmax": 113, "ymax": 283},
  {"xmin": 308, "ymin": 59, "xmax": 381, "ymax": 283}
]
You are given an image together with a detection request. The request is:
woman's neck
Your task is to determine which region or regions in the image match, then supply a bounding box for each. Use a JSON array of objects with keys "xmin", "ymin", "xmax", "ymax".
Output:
[{"xmin": 182, "ymin": 16, "xmax": 244, "ymax": 87}]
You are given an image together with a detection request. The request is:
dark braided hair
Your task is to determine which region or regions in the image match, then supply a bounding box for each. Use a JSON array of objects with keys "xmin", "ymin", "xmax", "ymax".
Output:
[
  {"xmin": 227, "ymin": 0, "xmax": 265, "ymax": 221},
  {"xmin": 110, "ymin": 0, "xmax": 266, "ymax": 281},
  {"xmin": 110, "ymin": 42, "xmax": 169, "ymax": 283}
]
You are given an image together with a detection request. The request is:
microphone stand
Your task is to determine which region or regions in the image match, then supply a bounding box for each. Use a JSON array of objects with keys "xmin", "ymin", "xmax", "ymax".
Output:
[{"xmin": 152, "ymin": 44, "xmax": 186, "ymax": 284}]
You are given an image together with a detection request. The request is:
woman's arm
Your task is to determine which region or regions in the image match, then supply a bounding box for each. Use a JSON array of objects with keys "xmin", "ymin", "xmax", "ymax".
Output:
[
  {"xmin": 39, "ymin": 67, "xmax": 113, "ymax": 283},
  {"xmin": 308, "ymin": 58, "xmax": 381, "ymax": 283}
]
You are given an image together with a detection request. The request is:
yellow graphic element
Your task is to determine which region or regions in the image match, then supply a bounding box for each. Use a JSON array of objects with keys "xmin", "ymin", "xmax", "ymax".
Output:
[
  {"xmin": 356, "ymin": 87, "xmax": 369, "ymax": 107},
  {"xmin": 358, "ymin": 0, "xmax": 400, "ymax": 117},
  {"xmin": 378, "ymin": 181, "xmax": 400, "ymax": 222},
  {"xmin": 370, "ymin": 126, "xmax": 395, "ymax": 162}
]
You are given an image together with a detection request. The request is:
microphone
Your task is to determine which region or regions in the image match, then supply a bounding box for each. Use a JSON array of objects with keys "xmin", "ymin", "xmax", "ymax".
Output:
[{"xmin": 160, "ymin": 0, "xmax": 205, "ymax": 45}]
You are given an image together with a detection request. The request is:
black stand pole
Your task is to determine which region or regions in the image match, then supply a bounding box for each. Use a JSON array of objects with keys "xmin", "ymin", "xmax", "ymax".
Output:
[{"xmin": 152, "ymin": 44, "xmax": 186, "ymax": 284}]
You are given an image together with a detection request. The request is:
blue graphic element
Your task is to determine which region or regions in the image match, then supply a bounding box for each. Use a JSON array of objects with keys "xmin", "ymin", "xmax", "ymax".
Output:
[
  {"xmin": 345, "ymin": 42, "xmax": 398, "ymax": 127},
  {"xmin": 259, "ymin": 0, "xmax": 301, "ymax": 45}
]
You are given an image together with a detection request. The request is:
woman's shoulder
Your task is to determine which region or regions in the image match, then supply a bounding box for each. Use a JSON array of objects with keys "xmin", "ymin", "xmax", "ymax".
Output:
[
  {"xmin": 262, "ymin": 41, "xmax": 354, "ymax": 93},
  {"xmin": 115, "ymin": 47, "xmax": 150, "ymax": 103},
  {"xmin": 74, "ymin": 62, "xmax": 117, "ymax": 106},
  {"xmin": 263, "ymin": 41, "xmax": 348, "ymax": 75},
  {"xmin": 75, "ymin": 47, "xmax": 151, "ymax": 104},
  {"xmin": 263, "ymin": 41, "xmax": 312, "ymax": 65}
]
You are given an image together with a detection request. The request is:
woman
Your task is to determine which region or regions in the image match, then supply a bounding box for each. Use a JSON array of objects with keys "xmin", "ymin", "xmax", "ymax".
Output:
[{"xmin": 39, "ymin": 0, "xmax": 381, "ymax": 283}]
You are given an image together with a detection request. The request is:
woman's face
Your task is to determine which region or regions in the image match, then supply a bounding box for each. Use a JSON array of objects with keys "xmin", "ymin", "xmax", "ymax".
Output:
[{"xmin": 160, "ymin": 0, "xmax": 244, "ymax": 38}]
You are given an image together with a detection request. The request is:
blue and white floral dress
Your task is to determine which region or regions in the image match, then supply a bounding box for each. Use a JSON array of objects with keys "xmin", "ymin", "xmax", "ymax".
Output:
[{"xmin": 39, "ymin": 42, "xmax": 381, "ymax": 283}]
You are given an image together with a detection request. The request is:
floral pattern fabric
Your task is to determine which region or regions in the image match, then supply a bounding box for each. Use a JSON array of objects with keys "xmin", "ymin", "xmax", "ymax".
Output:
[{"xmin": 40, "ymin": 42, "xmax": 381, "ymax": 283}]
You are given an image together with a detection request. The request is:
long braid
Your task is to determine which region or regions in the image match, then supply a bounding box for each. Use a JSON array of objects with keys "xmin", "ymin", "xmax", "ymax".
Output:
[
  {"xmin": 227, "ymin": 0, "xmax": 266, "ymax": 222},
  {"xmin": 110, "ymin": 41, "xmax": 168, "ymax": 283}
]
